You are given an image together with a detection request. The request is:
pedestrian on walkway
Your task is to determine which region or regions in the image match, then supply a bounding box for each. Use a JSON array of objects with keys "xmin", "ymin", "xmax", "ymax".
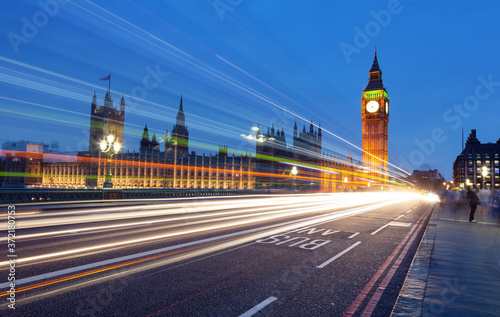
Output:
[{"xmin": 466, "ymin": 186, "xmax": 481, "ymax": 223}]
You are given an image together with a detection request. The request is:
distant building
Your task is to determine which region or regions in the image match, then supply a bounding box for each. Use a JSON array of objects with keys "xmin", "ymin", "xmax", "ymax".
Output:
[
  {"xmin": 408, "ymin": 169, "xmax": 445, "ymax": 192},
  {"xmin": 2, "ymin": 140, "xmax": 46, "ymax": 153},
  {"xmin": 1, "ymin": 141, "xmax": 44, "ymax": 188},
  {"xmin": 453, "ymin": 129, "xmax": 500, "ymax": 189}
]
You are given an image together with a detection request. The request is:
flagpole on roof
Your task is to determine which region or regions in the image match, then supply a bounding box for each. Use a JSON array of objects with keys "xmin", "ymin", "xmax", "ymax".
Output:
[{"xmin": 108, "ymin": 73, "xmax": 111, "ymax": 92}]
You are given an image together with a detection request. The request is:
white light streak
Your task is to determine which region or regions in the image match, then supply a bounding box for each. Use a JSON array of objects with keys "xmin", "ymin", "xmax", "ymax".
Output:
[{"xmin": 3, "ymin": 193, "xmax": 425, "ymax": 266}]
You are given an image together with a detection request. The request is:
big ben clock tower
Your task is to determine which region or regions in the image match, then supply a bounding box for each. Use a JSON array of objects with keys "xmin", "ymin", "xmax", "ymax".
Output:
[{"xmin": 361, "ymin": 49, "xmax": 389, "ymax": 183}]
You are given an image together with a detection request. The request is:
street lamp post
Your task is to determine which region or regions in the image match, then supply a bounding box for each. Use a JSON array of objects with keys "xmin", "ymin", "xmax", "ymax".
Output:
[
  {"xmin": 100, "ymin": 135, "xmax": 121, "ymax": 188},
  {"xmin": 291, "ymin": 166, "xmax": 298, "ymax": 191},
  {"xmin": 481, "ymin": 165, "xmax": 488, "ymax": 190}
]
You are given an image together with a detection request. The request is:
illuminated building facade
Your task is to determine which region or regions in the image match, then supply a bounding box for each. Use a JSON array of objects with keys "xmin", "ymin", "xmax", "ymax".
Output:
[
  {"xmin": 361, "ymin": 50, "xmax": 389, "ymax": 183},
  {"xmin": 255, "ymin": 121, "xmax": 357, "ymax": 191},
  {"xmin": 453, "ymin": 129, "xmax": 500, "ymax": 189}
]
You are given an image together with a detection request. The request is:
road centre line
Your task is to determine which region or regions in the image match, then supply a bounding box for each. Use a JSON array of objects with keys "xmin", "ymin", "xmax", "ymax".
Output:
[
  {"xmin": 370, "ymin": 224, "xmax": 389, "ymax": 235},
  {"xmin": 239, "ymin": 297, "xmax": 278, "ymax": 317},
  {"xmin": 0, "ymin": 200, "xmax": 402, "ymax": 289},
  {"xmin": 317, "ymin": 241, "xmax": 362, "ymax": 269}
]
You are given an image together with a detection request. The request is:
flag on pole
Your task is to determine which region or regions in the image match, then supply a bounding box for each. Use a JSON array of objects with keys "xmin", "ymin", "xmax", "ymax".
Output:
[{"xmin": 100, "ymin": 73, "xmax": 111, "ymax": 91}]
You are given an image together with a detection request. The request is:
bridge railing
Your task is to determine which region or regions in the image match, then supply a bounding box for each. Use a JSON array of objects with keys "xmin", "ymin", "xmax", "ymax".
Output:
[{"xmin": 0, "ymin": 188, "xmax": 268, "ymax": 205}]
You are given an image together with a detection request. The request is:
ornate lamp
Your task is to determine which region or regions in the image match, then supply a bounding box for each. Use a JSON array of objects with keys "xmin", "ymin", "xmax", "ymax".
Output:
[{"xmin": 100, "ymin": 135, "xmax": 120, "ymax": 188}]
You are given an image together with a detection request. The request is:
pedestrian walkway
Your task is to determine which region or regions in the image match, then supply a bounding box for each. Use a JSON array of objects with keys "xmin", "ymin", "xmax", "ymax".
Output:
[{"xmin": 392, "ymin": 200, "xmax": 500, "ymax": 317}]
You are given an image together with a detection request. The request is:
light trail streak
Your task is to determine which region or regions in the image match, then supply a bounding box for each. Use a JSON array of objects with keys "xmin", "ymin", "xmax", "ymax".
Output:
[
  {"xmin": 0, "ymin": 193, "xmax": 421, "ymax": 267},
  {"xmin": 0, "ymin": 55, "xmax": 103, "ymax": 90},
  {"xmin": 12, "ymin": 195, "xmax": 329, "ymax": 229},
  {"xmin": 13, "ymin": 195, "xmax": 378, "ymax": 242},
  {"xmin": 10, "ymin": 192, "xmax": 414, "ymax": 231},
  {"xmin": 11, "ymin": 197, "xmax": 329, "ymax": 234},
  {"xmin": 0, "ymin": 194, "xmax": 422, "ymax": 297}
]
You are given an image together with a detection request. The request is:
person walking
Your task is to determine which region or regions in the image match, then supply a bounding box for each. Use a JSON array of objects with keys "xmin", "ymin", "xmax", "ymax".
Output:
[{"xmin": 466, "ymin": 186, "xmax": 481, "ymax": 223}]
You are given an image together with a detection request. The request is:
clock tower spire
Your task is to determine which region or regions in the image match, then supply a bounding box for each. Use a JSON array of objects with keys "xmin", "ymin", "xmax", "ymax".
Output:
[{"xmin": 361, "ymin": 49, "xmax": 389, "ymax": 185}]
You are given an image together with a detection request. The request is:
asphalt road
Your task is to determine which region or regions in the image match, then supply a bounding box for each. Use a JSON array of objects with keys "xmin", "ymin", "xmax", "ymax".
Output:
[{"xmin": 0, "ymin": 192, "xmax": 435, "ymax": 316}]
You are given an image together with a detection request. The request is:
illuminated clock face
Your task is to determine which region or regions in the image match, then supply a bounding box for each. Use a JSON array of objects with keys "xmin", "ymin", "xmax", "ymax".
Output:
[
  {"xmin": 366, "ymin": 100, "xmax": 379, "ymax": 113},
  {"xmin": 385, "ymin": 101, "xmax": 389, "ymax": 114}
]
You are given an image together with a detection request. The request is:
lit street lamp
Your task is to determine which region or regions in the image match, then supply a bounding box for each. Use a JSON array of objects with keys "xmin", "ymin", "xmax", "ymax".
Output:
[
  {"xmin": 466, "ymin": 178, "xmax": 471, "ymax": 188},
  {"xmin": 481, "ymin": 165, "xmax": 488, "ymax": 189},
  {"xmin": 100, "ymin": 135, "xmax": 121, "ymax": 188},
  {"xmin": 291, "ymin": 166, "xmax": 298, "ymax": 191}
]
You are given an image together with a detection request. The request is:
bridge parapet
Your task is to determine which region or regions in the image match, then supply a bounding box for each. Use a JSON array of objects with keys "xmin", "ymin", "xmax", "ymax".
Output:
[{"xmin": 0, "ymin": 188, "xmax": 262, "ymax": 205}]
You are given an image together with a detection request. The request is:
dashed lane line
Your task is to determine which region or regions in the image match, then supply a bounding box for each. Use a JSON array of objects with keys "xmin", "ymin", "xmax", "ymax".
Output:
[{"xmin": 239, "ymin": 296, "xmax": 278, "ymax": 317}]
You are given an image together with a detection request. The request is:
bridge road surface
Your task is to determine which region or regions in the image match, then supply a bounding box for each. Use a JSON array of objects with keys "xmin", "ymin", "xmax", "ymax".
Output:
[{"xmin": 0, "ymin": 193, "xmax": 435, "ymax": 316}]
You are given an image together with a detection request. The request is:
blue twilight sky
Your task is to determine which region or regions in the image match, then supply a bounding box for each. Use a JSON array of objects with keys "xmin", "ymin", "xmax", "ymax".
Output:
[{"xmin": 1, "ymin": 0, "xmax": 500, "ymax": 180}]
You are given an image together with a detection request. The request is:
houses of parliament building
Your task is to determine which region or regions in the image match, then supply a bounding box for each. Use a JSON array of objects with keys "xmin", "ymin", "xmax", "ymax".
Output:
[
  {"xmin": 2, "ymin": 87, "xmax": 357, "ymax": 191},
  {"xmin": 3, "ymin": 52, "xmax": 393, "ymax": 191}
]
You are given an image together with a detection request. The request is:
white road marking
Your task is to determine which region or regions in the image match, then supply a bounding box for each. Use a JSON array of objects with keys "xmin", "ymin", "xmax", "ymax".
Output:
[
  {"xmin": 394, "ymin": 214, "xmax": 405, "ymax": 220},
  {"xmin": 348, "ymin": 232, "xmax": 360, "ymax": 239},
  {"xmin": 239, "ymin": 297, "xmax": 277, "ymax": 317},
  {"xmin": 370, "ymin": 224, "xmax": 389, "ymax": 235},
  {"xmin": 317, "ymin": 241, "xmax": 362, "ymax": 269},
  {"xmin": 388, "ymin": 221, "xmax": 412, "ymax": 227}
]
